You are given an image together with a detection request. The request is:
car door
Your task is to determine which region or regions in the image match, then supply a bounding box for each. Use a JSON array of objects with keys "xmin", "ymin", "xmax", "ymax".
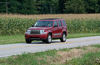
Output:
[
  {"xmin": 57, "ymin": 20, "xmax": 63, "ymax": 37},
  {"xmin": 52, "ymin": 21, "xmax": 59, "ymax": 38}
]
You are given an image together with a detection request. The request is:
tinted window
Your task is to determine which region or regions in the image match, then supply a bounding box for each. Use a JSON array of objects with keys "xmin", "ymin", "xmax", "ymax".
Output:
[
  {"xmin": 62, "ymin": 20, "xmax": 66, "ymax": 26},
  {"xmin": 54, "ymin": 21, "xmax": 58, "ymax": 27},
  {"xmin": 58, "ymin": 20, "xmax": 62, "ymax": 27}
]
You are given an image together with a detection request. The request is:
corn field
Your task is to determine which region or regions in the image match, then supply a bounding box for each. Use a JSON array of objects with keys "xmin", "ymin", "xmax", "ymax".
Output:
[
  {"xmin": 0, "ymin": 14, "xmax": 100, "ymax": 20},
  {"xmin": 0, "ymin": 17, "xmax": 35, "ymax": 35},
  {"xmin": 0, "ymin": 14, "xmax": 100, "ymax": 35}
]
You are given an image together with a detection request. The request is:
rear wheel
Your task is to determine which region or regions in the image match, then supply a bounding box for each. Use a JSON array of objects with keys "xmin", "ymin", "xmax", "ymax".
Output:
[
  {"xmin": 60, "ymin": 33, "xmax": 66, "ymax": 42},
  {"xmin": 26, "ymin": 39, "xmax": 32, "ymax": 44}
]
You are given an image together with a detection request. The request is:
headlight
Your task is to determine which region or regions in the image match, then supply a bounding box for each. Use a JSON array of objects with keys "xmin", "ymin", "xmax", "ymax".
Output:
[
  {"xmin": 25, "ymin": 30, "xmax": 31, "ymax": 34},
  {"xmin": 40, "ymin": 30, "xmax": 47, "ymax": 34}
]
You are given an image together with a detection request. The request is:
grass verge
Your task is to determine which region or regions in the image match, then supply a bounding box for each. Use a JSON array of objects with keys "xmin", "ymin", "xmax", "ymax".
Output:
[
  {"xmin": 67, "ymin": 33, "xmax": 100, "ymax": 38},
  {"xmin": 0, "ymin": 35, "xmax": 25, "ymax": 45},
  {"xmin": 0, "ymin": 45, "xmax": 100, "ymax": 65},
  {"xmin": 67, "ymin": 48, "xmax": 100, "ymax": 65},
  {"xmin": 0, "ymin": 33, "xmax": 100, "ymax": 45}
]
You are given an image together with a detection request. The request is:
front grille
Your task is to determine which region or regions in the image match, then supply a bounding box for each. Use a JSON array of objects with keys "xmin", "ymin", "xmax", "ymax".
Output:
[{"xmin": 31, "ymin": 30, "xmax": 40, "ymax": 34}]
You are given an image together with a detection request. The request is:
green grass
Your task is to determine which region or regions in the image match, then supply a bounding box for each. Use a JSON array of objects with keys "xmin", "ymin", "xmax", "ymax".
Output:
[
  {"xmin": 0, "ymin": 35, "xmax": 25, "ymax": 45},
  {"xmin": 67, "ymin": 33, "xmax": 100, "ymax": 38},
  {"xmin": 0, "ymin": 33, "xmax": 100, "ymax": 45},
  {"xmin": 67, "ymin": 52, "xmax": 100, "ymax": 65},
  {"xmin": 92, "ymin": 44, "xmax": 100, "ymax": 48}
]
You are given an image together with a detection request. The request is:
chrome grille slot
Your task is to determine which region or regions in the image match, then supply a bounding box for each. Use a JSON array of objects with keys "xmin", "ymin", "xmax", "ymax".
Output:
[{"xmin": 31, "ymin": 30, "xmax": 40, "ymax": 34}]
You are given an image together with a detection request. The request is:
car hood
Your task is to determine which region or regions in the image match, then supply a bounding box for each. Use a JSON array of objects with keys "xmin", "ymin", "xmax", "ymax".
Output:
[{"xmin": 28, "ymin": 27, "xmax": 52, "ymax": 30}]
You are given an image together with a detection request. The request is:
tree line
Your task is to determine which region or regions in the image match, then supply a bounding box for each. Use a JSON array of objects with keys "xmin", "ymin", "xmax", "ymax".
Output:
[{"xmin": 0, "ymin": 0, "xmax": 100, "ymax": 14}]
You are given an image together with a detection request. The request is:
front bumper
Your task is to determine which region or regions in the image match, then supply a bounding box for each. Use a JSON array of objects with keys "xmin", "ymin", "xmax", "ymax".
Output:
[{"xmin": 25, "ymin": 34, "xmax": 48, "ymax": 40}]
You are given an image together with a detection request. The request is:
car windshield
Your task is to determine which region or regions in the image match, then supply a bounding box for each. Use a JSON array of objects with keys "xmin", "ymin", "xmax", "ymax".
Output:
[{"xmin": 34, "ymin": 21, "xmax": 53, "ymax": 27}]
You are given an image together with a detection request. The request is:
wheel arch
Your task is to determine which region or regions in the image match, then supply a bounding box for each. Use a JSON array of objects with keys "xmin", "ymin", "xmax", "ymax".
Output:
[
  {"xmin": 48, "ymin": 32, "xmax": 52, "ymax": 37},
  {"xmin": 63, "ymin": 31, "xmax": 67, "ymax": 36}
]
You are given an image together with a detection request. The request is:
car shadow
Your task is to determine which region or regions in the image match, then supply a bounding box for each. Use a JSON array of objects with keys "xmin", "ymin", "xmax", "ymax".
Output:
[{"xmin": 30, "ymin": 40, "xmax": 61, "ymax": 44}]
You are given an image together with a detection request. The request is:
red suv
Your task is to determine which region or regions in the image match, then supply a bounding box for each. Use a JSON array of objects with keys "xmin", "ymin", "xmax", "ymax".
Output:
[{"xmin": 25, "ymin": 18, "xmax": 68, "ymax": 43}]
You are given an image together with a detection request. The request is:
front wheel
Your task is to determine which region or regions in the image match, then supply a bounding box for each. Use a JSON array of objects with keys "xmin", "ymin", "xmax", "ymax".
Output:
[
  {"xmin": 26, "ymin": 39, "xmax": 32, "ymax": 44},
  {"xmin": 60, "ymin": 33, "xmax": 66, "ymax": 42},
  {"xmin": 46, "ymin": 34, "xmax": 52, "ymax": 43}
]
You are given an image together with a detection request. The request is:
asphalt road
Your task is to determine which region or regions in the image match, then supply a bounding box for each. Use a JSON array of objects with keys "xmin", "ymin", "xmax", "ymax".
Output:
[{"xmin": 0, "ymin": 36, "xmax": 100, "ymax": 58}]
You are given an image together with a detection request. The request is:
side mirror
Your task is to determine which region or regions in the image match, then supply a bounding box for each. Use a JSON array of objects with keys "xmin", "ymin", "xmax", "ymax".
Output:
[{"xmin": 32, "ymin": 24, "xmax": 34, "ymax": 27}]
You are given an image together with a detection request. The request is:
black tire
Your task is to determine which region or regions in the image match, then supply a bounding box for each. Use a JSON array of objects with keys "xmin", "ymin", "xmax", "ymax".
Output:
[
  {"xmin": 60, "ymin": 33, "xmax": 66, "ymax": 42},
  {"xmin": 46, "ymin": 34, "xmax": 52, "ymax": 43},
  {"xmin": 26, "ymin": 39, "xmax": 32, "ymax": 44}
]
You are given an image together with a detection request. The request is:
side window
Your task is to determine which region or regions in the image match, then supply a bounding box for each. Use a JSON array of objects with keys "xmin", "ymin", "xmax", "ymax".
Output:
[
  {"xmin": 62, "ymin": 20, "xmax": 66, "ymax": 26},
  {"xmin": 58, "ymin": 20, "xmax": 62, "ymax": 27},
  {"xmin": 54, "ymin": 21, "xmax": 58, "ymax": 27}
]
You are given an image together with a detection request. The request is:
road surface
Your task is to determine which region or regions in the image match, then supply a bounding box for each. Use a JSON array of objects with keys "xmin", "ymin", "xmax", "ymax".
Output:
[{"xmin": 0, "ymin": 36, "xmax": 100, "ymax": 58}]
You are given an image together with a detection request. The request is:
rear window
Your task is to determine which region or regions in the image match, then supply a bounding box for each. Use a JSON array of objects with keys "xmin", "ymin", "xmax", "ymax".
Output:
[{"xmin": 62, "ymin": 20, "xmax": 66, "ymax": 26}]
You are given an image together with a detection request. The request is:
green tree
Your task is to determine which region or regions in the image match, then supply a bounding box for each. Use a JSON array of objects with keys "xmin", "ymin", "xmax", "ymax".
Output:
[
  {"xmin": 8, "ymin": 0, "xmax": 20, "ymax": 13},
  {"xmin": 85, "ymin": 0, "xmax": 99, "ymax": 13},
  {"xmin": 0, "ymin": 0, "xmax": 7, "ymax": 13},
  {"xmin": 49, "ymin": 0, "xmax": 59, "ymax": 14},
  {"xmin": 18, "ymin": 0, "xmax": 38, "ymax": 14},
  {"xmin": 98, "ymin": 0, "xmax": 100, "ymax": 13},
  {"xmin": 0, "ymin": 0, "xmax": 100, "ymax": 14},
  {"xmin": 58, "ymin": 0, "xmax": 66, "ymax": 13},
  {"xmin": 64, "ymin": 0, "xmax": 86, "ymax": 13},
  {"xmin": 37, "ymin": 0, "xmax": 59, "ymax": 14}
]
